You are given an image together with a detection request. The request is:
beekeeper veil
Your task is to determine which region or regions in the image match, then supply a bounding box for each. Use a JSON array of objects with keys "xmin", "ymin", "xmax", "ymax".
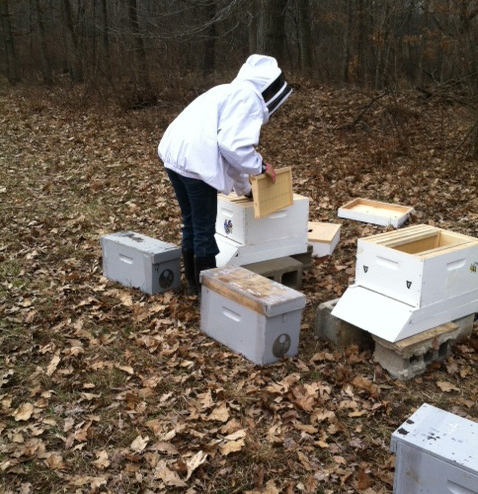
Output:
[{"xmin": 234, "ymin": 54, "xmax": 292, "ymax": 116}]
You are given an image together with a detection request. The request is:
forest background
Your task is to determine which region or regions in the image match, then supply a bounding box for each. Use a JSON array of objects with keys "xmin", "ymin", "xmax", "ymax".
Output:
[{"xmin": 1, "ymin": 1, "xmax": 478, "ymax": 494}]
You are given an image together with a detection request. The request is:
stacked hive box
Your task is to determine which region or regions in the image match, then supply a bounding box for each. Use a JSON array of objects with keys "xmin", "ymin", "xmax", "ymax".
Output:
[
  {"xmin": 332, "ymin": 225, "xmax": 478, "ymax": 341},
  {"xmin": 215, "ymin": 193, "xmax": 309, "ymax": 267}
]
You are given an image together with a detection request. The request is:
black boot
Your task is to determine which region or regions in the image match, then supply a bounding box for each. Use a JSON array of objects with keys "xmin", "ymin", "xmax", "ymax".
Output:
[
  {"xmin": 194, "ymin": 256, "xmax": 217, "ymax": 294},
  {"xmin": 182, "ymin": 248, "xmax": 199, "ymax": 296}
]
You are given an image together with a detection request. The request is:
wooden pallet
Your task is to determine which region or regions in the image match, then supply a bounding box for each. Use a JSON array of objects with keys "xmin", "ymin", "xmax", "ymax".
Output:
[{"xmin": 250, "ymin": 166, "xmax": 293, "ymax": 218}]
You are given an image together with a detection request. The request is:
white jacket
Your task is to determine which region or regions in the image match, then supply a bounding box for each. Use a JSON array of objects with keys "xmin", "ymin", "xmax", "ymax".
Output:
[{"xmin": 158, "ymin": 55, "xmax": 291, "ymax": 196}]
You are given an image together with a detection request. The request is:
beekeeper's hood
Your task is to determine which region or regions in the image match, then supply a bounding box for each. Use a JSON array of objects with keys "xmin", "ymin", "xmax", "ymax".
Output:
[{"xmin": 233, "ymin": 54, "xmax": 292, "ymax": 117}]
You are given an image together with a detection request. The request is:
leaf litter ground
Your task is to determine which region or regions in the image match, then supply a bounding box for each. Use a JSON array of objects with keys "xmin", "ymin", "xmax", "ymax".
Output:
[{"xmin": 1, "ymin": 82, "xmax": 478, "ymax": 494}]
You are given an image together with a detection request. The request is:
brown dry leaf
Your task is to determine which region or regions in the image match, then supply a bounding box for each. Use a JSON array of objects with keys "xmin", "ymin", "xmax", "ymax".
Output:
[
  {"xmin": 207, "ymin": 402, "xmax": 229, "ymax": 422},
  {"xmin": 436, "ymin": 381, "xmax": 460, "ymax": 392},
  {"xmin": 13, "ymin": 403, "xmax": 34, "ymax": 422},
  {"xmin": 220, "ymin": 438, "xmax": 245, "ymax": 456},
  {"xmin": 224, "ymin": 429, "xmax": 246, "ymax": 441},
  {"xmin": 185, "ymin": 450, "xmax": 208, "ymax": 480},
  {"xmin": 154, "ymin": 460, "xmax": 186, "ymax": 487},
  {"xmin": 44, "ymin": 453, "xmax": 65, "ymax": 470},
  {"xmin": 92, "ymin": 450, "xmax": 110, "ymax": 470},
  {"xmin": 352, "ymin": 376, "xmax": 380, "ymax": 398},
  {"xmin": 115, "ymin": 364, "xmax": 135, "ymax": 375},
  {"xmin": 130, "ymin": 435, "xmax": 149, "ymax": 452},
  {"xmin": 46, "ymin": 354, "xmax": 61, "ymax": 376},
  {"xmin": 245, "ymin": 479, "xmax": 281, "ymax": 494}
]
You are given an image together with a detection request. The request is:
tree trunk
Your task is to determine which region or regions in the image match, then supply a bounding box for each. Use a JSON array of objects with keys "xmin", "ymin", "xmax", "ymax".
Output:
[
  {"xmin": 127, "ymin": 0, "xmax": 151, "ymax": 91},
  {"xmin": 202, "ymin": 0, "xmax": 216, "ymax": 78},
  {"xmin": 342, "ymin": 0, "xmax": 353, "ymax": 82},
  {"xmin": 298, "ymin": 0, "xmax": 312, "ymax": 76},
  {"xmin": 61, "ymin": 0, "xmax": 83, "ymax": 82},
  {"xmin": 257, "ymin": 0, "xmax": 289, "ymax": 63},
  {"xmin": 34, "ymin": 0, "xmax": 52, "ymax": 84},
  {"xmin": 248, "ymin": 0, "xmax": 258, "ymax": 54},
  {"xmin": 100, "ymin": 0, "xmax": 112, "ymax": 81},
  {"xmin": 0, "ymin": 0, "xmax": 20, "ymax": 83}
]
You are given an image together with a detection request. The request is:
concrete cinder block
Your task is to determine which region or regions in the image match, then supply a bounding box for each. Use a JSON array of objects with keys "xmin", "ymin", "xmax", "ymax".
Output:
[
  {"xmin": 243, "ymin": 256, "xmax": 303, "ymax": 289},
  {"xmin": 372, "ymin": 319, "xmax": 468, "ymax": 381},
  {"xmin": 291, "ymin": 243, "xmax": 314, "ymax": 270},
  {"xmin": 315, "ymin": 298, "xmax": 374, "ymax": 349}
]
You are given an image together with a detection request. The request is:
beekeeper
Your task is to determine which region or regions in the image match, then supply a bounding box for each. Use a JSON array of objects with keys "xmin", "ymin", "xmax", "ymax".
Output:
[{"xmin": 158, "ymin": 54, "xmax": 292, "ymax": 295}]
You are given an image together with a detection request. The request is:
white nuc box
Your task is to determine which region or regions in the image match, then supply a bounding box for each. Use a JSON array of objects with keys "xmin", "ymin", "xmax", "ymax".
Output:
[
  {"xmin": 215, "ymin": 193, "xmax": 309, "ymax": 266},
  {"xmin": 332, "ymin": 225, "xmax": 478, "ymax": 342},
  {"xmin": 101, "ymin": 231, "xmax": 181, "ymax": 295},
  {"xmin": 200, "ymin": 266, "xmax": 306, "ymax": 365},
  {"xmin": 391, "ymin": 403, "xmax": 478, "ymax": 494}
]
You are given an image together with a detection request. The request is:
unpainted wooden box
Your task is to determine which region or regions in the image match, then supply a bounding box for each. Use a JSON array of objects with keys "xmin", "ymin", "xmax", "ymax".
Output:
[
  {"xmin": 101, "ymin": 231, "xmax": 181, "ymax": 295},
  {"xmin": 307, "ymin": 221, "xmax": 341, "ymax": 257},
  {"xmin": 200, "ymin": 266, "xmax": 306, "ymax": 365},
  {"xmin": 355, "ymin": 224, "xmax": 478, "ymax": 308},
  {"xmin": 216, "ymin": 193, "xmax": 309, "ymax": 245},
  {"xmin": 338, "ymin": 198, "xmax": 414, "ymax": 227},
  {"xmin": 391, "ymin": 403, "xmax": 478, "ymax": 494}
]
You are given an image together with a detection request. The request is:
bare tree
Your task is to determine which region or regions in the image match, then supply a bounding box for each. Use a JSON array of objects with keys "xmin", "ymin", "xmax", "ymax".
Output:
[
  {"xmin": 34, "ymin": 0, "xmax": 52, "ymax": 84},
  {"xmin": 0, "ymin": 0, "xmax": 20, "ymax": 83},
  {"xmin": 257, "ymin": 0, "xmax": 289, "ymax": 63}
]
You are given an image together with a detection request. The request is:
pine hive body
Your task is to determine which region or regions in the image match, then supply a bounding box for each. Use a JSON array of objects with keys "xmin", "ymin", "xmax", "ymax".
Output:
[
  {"xmin": 200, "ymin": 266, "xmax": 306, "ymax": 365},
  {"xmin": 391, "ymin": 403, "xmax": 478, "ymax": 494},
  {"xmin": 332, "ymin": 225, "xmax": 478, "ymax": 342},
  {"xmin": 101, "ymin": 231, "xmax": 181, "ymax": 294},
  {"xmin": 307, "ymin": 221, "xmax": 341, "ymax": 257},
  {"xmin": 215, "ymin": 193, "xmax": 309, "ymax": 267}
]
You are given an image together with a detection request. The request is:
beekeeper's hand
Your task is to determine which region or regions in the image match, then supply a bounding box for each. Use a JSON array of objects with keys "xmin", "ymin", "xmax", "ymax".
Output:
[
  {"xmin": 245, "ymin": 189, "xmax": 253, "ymax": 200},
  {"xmin": 264, "ymin": 163, "xmax": 276, "ymax": 183}
]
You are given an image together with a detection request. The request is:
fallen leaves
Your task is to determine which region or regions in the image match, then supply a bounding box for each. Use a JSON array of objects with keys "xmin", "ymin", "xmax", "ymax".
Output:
[{"xmin": 1, "ymin": 84, "xmax": 478, "ymax": 494}]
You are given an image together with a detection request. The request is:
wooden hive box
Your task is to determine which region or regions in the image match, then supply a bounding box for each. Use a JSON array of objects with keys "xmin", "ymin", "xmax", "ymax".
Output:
[
  {"xmin": 200, "ymin": 266, "xmax": 306, "ymax": 365},
  {"xmin": 338, "ymin": 198, "xmax": 414, "ymax": 227},
  {"xmin": 307, "ymin": 221, "xmax": 341, "ymax": 257},
  {"xmin": 101, "ymin": 231, "xmax": 181, "ymax": 294},
  {"xmin": 391, "ymin": 403, "xmax": 478, "ymax": 494}
]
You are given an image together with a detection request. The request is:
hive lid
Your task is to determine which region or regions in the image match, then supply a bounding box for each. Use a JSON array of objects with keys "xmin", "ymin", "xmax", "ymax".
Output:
[
  {"xmin": 101, "ymin": 231, "xmax": 181, "ymax": 262},
  {"xmin": 338, "ymin": 198, "xmax": 414, "ymax": 227},
  {"xmin": 200, "ymin": 266, "xmax": 306, "ymax": 317},
  {"xmin": 308, "ymin": 221, "xmax": 341, "ymax": 244},
  {"xmin": 391, "ymin": 403, "xmax": 478, "ymax": 474}
]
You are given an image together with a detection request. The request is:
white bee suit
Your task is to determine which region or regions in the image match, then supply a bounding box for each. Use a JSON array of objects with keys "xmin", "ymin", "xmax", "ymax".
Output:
[{"xmin": 158, "ymin": 54, "xmax": 292, "ymax": 196}]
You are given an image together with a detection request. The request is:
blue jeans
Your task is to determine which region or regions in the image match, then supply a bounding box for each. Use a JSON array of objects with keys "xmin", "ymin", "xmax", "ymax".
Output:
[{"xmin": 166, "ymin": 168, "xmax": 219, "ymax": 258}]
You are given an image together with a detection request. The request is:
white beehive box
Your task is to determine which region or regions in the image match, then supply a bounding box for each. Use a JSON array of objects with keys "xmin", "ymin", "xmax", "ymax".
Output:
[
  {"xmin": 101, "ymin": 231, "xmax": 181, "ymax": 295},
  {"xmin": 391, "ymin": 403, "xmax": 478, "ymax": 494},
  {"xmin": 200, "ymin": 266, "xmax": 306, "ymax": 365},
  {"xmin": 332, "ymin": 225, "xmax": 478, "ymax": 341},
  {"xmin": 338, "ymin": 198, "xmax": 414, "ymax": 227},
  {"xmin": 308, "ymin": 221, "xmax": 341, "ymax": 257},
  {"xmin": 355, "ymin": 225, "xmax": 478, "ymax": 307},
  {"xmin": 216, "ymin": 193, "xmax": 309, "ymax": 246}
]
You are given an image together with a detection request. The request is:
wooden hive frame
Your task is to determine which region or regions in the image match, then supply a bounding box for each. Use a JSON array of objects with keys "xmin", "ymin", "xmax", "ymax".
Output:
[{"xmin": 250, "ymin": 166, "xmax": 293, "ymax": 218}]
